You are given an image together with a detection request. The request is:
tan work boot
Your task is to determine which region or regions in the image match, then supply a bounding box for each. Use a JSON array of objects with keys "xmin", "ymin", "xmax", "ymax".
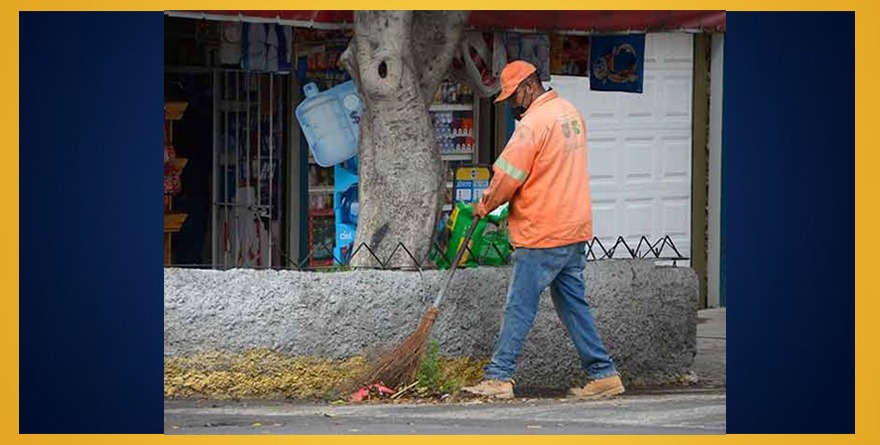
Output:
[
  {"xmin": 461, "ymin": 379, "xmax": 515, "ymax": 399},
  {"xmin": 568, "ymin": 375, "xmax": 625, "ymax": 400}
]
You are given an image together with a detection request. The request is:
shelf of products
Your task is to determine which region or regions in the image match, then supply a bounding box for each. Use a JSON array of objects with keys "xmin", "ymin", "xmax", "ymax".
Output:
[
  {"xmin": 431, "ymin": 76, "xmax": 478, "ymax": 164},
  {"xmin": 309, "ymin": 208, "xmax": 335, "ymax": 217},
  {"xmin": 431, "ymin": 109, "xmax": 476, "ymax": 157},
  {"xmin": 429, "ymin": 76, "xmax": 480, "ymax": 225},
  {"xmin": 309, "ymin": 185, "xmax": 335, "ymax": 194},
  {"xmin": 431, "ymin": 79, "xmax": 475, "ymax": 106},
  {"xmin": 308, "ymin": 209, "xmax": 336, "ymax": 267},
  {"xmin": 430, "ymin": 104, "xmax": 473, "ymax": 112},
  {"xmin": 441, "ymin": 153, "xmax": 475, "ymax": 161},
  {"xmin": 164, "ymin": 212, "xmax": 188, "ymax": 232},
  {"xmin": 308, "ymin": 163, "xmax": 335, "ymax": 211},
  {"xmin": 164, "ymin": 101, "xmax": 189, "ymax": 266},
  {"xmin": 309, "ymin": 193, "xmax": 334, "ymax": 212}
]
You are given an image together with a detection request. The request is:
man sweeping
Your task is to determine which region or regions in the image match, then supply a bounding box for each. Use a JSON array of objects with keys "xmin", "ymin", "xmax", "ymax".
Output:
[{"xmin": 461, "ymin": 61, "xmax": 625, "ymax": 400}]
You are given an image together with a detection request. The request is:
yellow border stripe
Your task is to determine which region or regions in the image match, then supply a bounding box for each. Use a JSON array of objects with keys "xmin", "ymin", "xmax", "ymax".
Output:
[{"xmin": 3, "ymin": 3, "xmax": 878, "ymax": 445}]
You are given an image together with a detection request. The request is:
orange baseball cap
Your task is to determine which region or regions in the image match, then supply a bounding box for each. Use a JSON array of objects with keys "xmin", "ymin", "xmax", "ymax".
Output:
[{"xmin": 495, "ymin": 60, "xmax": 537, "ymax": 103}]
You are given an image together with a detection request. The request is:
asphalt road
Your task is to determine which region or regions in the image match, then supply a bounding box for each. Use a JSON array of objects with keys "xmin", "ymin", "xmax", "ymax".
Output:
[{"xmin": 164, "ymin": 388, "xmax": 726, "ymax": 435}]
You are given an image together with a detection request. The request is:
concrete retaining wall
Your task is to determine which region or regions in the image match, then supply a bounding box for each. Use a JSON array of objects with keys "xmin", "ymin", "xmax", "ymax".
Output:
[{"xmin": 164, "ymin": 260, "xmax": 699, "ymax": 388}]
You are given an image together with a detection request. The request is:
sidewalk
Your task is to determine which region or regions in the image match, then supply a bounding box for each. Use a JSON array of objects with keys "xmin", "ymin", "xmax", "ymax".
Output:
[{"xmin": 693, "ymin": 308, "xmax": 726, "ymax": 388}]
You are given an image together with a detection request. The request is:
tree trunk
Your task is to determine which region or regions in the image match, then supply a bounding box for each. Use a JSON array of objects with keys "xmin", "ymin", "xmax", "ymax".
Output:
[{"xmin": 341, "ymin": 11, "xmax": 469, "ymax": 269}]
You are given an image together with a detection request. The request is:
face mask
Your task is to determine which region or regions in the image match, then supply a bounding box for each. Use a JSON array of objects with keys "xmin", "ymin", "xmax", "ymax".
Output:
[{"xmin": 511, "ymin": 84, "xmax": 531, "ymax": 121}]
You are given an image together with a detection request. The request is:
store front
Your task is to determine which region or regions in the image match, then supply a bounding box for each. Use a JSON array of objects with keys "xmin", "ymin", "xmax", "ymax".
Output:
[
  {"xmin": 164, "ymin": 17, "xmax": 493, "ymax": 269},
  {"xmin": 165, "ymin": 17, "xmax": 291, "ymax": 269},
  {"xmin": 163, "ymin": 11, "xmax": 727, "ymax": 306}
]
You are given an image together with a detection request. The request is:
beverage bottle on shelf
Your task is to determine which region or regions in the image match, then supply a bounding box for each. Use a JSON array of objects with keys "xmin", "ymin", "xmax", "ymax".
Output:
[{"xmin": 436, "ymin": 83, "xmax": 444, "ymax": 103}]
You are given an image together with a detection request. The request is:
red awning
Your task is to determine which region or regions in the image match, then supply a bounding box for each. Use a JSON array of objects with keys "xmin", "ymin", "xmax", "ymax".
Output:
[{"xmin": 166, "ymin": 10, "xmax": 725, "ymax": 33}]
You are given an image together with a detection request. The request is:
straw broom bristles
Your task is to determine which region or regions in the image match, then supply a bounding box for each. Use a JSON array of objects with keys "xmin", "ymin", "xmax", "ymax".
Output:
[{"xmin": 347, "ymin": 306, "xmax": 440, "ymax": 392}]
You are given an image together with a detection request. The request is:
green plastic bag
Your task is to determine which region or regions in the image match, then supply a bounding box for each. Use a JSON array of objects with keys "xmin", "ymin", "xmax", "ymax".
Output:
[
  {"xmin": 430, "ymin": 202, "xmax": 512, "ymax": 269},
  {"xmin": 441, "ymin": 202, "xmax": 488, "ymax": 268},
  {"xmin": 479, "ymin": 204, "xmax": 511, "ymax": 265}
]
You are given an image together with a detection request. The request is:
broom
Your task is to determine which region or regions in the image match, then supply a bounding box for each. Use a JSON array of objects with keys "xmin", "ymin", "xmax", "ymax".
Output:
[{"xmin": 358, "ymin": 215, "xmax": 483, "ymax": 390}]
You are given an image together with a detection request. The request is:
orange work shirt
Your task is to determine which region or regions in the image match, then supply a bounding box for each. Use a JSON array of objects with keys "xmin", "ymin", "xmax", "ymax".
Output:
[{"xmin": 477, "ymin": 90, "xmax": 592, "ymax": 248}]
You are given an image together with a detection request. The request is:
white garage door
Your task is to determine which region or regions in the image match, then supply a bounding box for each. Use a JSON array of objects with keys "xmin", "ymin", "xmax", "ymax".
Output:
[{"xmin": 551, "ymin": 33, "xmax": 693, "ymax": 261}]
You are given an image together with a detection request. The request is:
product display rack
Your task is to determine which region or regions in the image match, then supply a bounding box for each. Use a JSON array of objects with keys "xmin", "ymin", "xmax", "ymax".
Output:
[
  {"xmin": 164, "ymin": 101, "xmax": 189, "ymax": 265},
  {"xmin": 429, "ymin": 77, "xmax": 481, "ymax": 214}
]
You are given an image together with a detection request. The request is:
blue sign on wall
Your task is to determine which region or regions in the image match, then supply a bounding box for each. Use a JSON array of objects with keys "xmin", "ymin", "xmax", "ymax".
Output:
[{"xmin": 589, "ymin": 34, "xmax": 646, "ymax": 93}]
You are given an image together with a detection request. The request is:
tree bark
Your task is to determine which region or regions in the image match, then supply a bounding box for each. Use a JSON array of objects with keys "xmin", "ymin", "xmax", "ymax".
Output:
[{"xmin": 342, "ymin": 11, "xmax": 469, "ymax": 269}]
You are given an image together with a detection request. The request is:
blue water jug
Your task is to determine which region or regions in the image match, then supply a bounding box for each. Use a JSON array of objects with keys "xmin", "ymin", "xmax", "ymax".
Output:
[{"xmin": 295, "ymin": 81, "xmax": 363, "ymax": 167}]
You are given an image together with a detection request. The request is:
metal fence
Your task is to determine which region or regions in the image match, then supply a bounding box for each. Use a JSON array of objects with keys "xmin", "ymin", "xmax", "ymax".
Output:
[
  {"xmin": 171, "ymin": 235, "xmax": 688, "ymax": 271},
  {"xmin": 268, "ymin": 235, "xmax": 690, "ymax": 272}
]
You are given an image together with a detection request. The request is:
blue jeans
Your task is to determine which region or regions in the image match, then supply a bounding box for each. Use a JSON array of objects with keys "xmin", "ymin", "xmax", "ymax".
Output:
[{"xmin": 484, "ymin": 242, "xmax": 618, "ymax": 381}]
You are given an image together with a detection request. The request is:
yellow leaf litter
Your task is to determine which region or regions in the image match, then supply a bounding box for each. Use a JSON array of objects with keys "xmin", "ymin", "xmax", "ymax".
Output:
[{"xmin": 164, "ymin": 348, "xmax": 486, "ymax": 400}]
